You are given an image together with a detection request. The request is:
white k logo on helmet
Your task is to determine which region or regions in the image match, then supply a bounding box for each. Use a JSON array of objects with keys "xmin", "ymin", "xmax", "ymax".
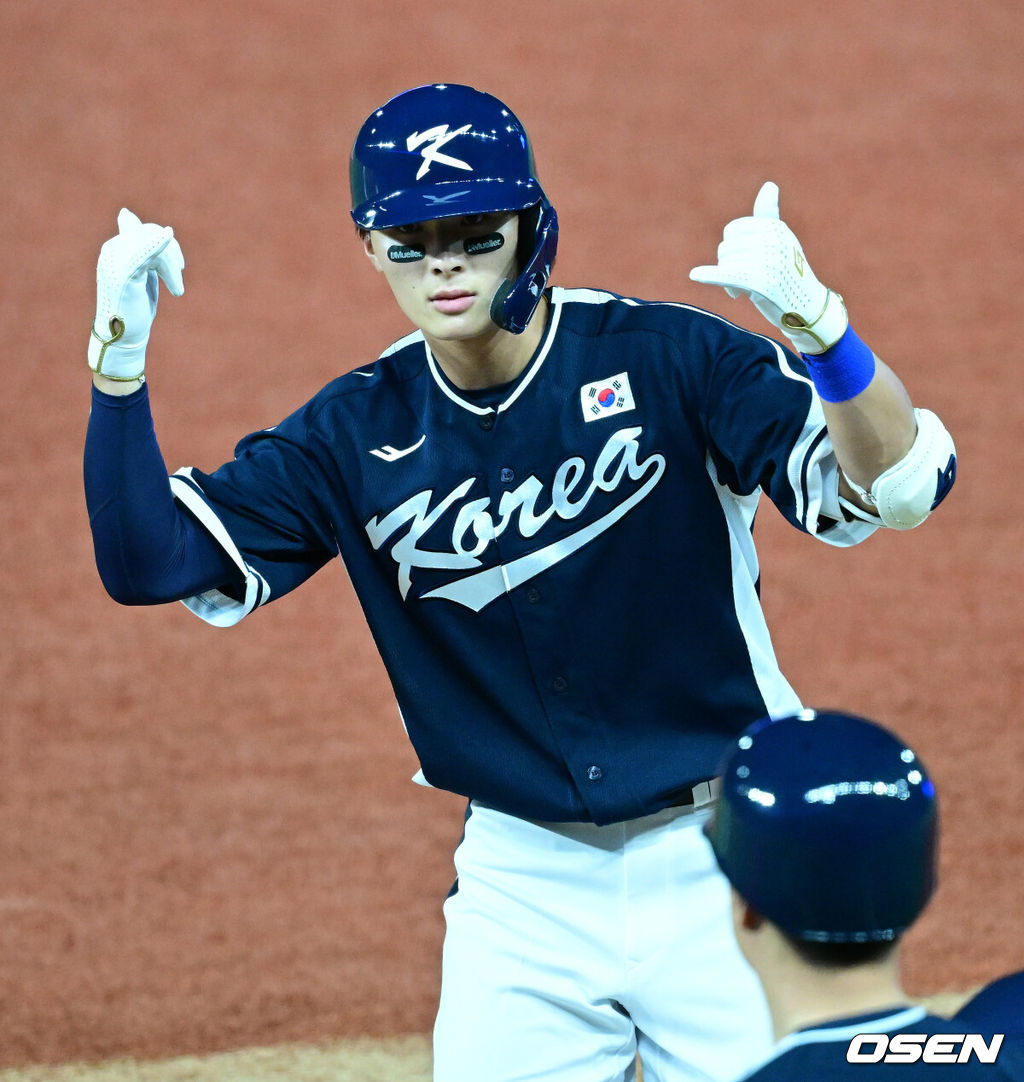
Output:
[{"xmin": 407, "ymin": 124, "xmax": 473, "ymax": 179}]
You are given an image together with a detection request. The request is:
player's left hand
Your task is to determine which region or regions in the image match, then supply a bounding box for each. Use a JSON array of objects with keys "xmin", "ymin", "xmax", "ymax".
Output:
[{"xmin": 689, "ymin": 181, "xmax": 848, "ymax": 355}]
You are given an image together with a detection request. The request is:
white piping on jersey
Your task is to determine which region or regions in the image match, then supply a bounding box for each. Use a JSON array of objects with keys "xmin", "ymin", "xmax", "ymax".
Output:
[
  {"xmin": 555, "ymin": 286, "xmax": 617, "ymax": 306},
  {"xmin": 704, "ymin": 451, "xmax": 802, "ymax": 720},
  {"xmin": 378, "ymin": 328, "xmax": 426, "ymax": 360},
  {"xmin": 770, "ymin": 1006, "xmax": 928, "ymax": 1056},
  {"xmin": 767, "ymin": 337, "xmax": 835, "ymax": 535},
  {"xmin": 170, "ymin": 470, "xmax": 271, "ymax": 628},
  {"xmin": 423, "ymin": 289, "xmax": 564, "ymax": 416},
  {"xmin": 426, "ymin": 348, "xmax": 492, "ymax": 415}
]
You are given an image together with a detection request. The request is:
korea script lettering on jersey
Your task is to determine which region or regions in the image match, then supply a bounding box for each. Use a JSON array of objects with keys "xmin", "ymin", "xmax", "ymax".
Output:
[{"xmin": 365, "ymin": 424, "xmax": 665, "ymax": 611}]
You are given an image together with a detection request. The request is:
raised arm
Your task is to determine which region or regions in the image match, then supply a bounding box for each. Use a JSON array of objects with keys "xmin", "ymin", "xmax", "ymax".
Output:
[
  {"xmin": 84, "ymin": 210, "xmax": 239, "ymax": 603},
  {"xmin": 690, "ymin": 182, "xmax": 956, "ymax": 530}
]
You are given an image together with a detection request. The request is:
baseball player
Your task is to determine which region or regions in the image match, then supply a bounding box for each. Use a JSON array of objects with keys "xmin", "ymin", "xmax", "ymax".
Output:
[
  {"xmin": 704, "ymin": 709, "xmax": 1024, "ymax": 1080},
  {"xmin": 84, "ymin": 83, "xmax": 958, "ymax": 1082}
]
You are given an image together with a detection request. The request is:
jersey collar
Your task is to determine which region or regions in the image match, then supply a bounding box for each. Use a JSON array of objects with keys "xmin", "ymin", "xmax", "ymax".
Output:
[
  {"xmin": 424, "ymin": 288, "xmax": 563, "ymax": 417},
  {"xmin": 773, "ymin": 1005, "xmax": 928, "ymax": 1054}
]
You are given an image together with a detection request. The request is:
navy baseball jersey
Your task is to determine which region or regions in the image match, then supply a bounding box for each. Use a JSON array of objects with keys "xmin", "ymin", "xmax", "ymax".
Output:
[
  {"xmin": 168, "ymin": 286, "xmax": 876, "ymax": 825},
  {"xmin": 739, "ymin": 1007, "xmax": 1024, "ymax": 1079},
  {"xmin": 955, "ymin": 971, "xmax": 1024, "ymax": 1036}
]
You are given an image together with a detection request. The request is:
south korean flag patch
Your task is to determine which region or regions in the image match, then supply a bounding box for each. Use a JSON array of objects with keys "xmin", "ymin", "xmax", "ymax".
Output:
[{"xmin": 580, "ymin": 372, "xmax": 636, "ymax": 422}]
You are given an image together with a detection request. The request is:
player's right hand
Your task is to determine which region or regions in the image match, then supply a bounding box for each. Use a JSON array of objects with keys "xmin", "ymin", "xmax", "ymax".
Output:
[{"xmin": 88, "ymin": 208, "xmax": 185, "ymax": 382}]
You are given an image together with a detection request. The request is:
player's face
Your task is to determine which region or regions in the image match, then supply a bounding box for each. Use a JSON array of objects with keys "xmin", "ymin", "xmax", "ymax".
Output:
[{"xmin": 363, "ymin": 212, "xmax": 520, "ymax": 342}]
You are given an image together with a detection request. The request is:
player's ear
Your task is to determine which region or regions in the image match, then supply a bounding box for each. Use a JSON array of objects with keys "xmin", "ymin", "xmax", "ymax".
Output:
[
  {"xmin": 731, "ymin": 889, "xmax": 764, "ymax": 932},
  {"xmin": 740, "ymin": 903, "xmax": 764, "ymax": 932},
  {"xmin": 360, "ymin": 229, "xmax": 383, "ymax": 272}
]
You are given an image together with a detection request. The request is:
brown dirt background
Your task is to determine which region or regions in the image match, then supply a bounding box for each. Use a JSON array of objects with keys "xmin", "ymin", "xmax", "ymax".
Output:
[{"xmin": 2, "ymin": 0, "xmax": 1022, "ymax": 1073}]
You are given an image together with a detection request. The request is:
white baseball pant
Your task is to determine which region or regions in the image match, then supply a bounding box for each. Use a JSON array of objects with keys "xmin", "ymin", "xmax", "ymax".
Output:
[{"xmin": 433, "ymin": 799, "xmax": 773, "ymax": 1081}]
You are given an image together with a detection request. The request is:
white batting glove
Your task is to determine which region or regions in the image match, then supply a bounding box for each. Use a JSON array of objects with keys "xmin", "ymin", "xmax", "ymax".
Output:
[
  {"xmin": 88, "ymin": 208, "xmax": 185, "ymax": 381},
  {"xmin": 689, "ymin": 182, "xmax": 848, "ymax": 355}
]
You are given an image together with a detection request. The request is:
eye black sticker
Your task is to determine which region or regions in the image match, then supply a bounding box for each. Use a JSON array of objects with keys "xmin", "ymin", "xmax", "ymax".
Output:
[
  {"xmin": 387, "ymin": 244, "xmax": 426, "ymax": 263},
  {"xmin": 464, "ymin": 233, "xmax": 505, "ymax": 255}
]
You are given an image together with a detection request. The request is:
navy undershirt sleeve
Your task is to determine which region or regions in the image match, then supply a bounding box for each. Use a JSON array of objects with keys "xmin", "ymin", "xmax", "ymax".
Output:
[{"xmin": 84, "ymin": 384, "xmax": 241, "ymax": 605}]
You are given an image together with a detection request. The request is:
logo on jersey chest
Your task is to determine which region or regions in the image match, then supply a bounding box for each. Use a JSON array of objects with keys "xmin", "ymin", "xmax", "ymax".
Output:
[
  {"xmin": 580, "ymin": 372, "xmax": 636, "ymax": 422},
  {"xmin": 364, "ymin": 426, "xmax": 666, "ymax": 611}
]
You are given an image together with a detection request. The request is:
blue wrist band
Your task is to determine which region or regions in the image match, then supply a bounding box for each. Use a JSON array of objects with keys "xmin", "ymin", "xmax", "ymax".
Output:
[{"xmin": 801, "ymin": 326, "xmax": 876, "ymax": 403}]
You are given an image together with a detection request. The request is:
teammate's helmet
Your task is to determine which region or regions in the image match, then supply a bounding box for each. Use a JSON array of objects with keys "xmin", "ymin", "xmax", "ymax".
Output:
[
  {"xmin": 350, "ymin": 83, "xmax": 558, "ymax": 335},
  {"xmin": 705, "ymin": 710, "xmax": 938, "ymax": 943}
]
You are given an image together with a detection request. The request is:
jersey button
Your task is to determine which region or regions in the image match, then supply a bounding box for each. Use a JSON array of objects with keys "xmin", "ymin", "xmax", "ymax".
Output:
[
  {"xmin": 587, "ymin": 765, "xmax": 603, "ymax": 782},
  {"xmin": 500, "ymin": 467, "xmax": 515, "ymax": 483},
  {"xmin": 478, "ymin": 413, "xmax": 495, "ymax": 431},
  {"xmin": 552, "ymin": 676, "xmax": 568, "ymax": 693},
  {"xmin": 526, "ymin": 587, "xmax": 541, "ymax": 604}
]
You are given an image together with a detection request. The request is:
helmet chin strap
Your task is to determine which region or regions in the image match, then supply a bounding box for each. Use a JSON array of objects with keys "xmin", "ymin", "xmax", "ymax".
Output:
[{"xmin": 489, "ymin": 203, "xmax": 558, "ymax": 334}]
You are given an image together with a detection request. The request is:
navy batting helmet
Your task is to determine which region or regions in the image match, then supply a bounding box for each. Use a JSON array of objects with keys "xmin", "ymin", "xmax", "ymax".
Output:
[
  {"xmin": 350, "ymin": 83, "xmax": 558, "ymax": 335},
  {"xmin": 705, "ymin": 710, "xmax": 938, "ymax": 944}
]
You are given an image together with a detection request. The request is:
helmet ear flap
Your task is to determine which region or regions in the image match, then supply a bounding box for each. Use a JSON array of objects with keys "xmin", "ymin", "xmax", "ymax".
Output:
[
  {"xmin": 516, "ymin": 204, "xmax": 540, "ymax": 272},
  {"xmin": 490, "ymin": 201, "xmax": 558, "ymax": 334}
]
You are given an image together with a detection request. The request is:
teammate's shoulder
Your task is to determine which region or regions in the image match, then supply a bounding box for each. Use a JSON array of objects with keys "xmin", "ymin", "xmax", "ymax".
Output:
[{"xmin": 954, "ymin": 968, "xmax": 1024, "ymax": 1035}]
